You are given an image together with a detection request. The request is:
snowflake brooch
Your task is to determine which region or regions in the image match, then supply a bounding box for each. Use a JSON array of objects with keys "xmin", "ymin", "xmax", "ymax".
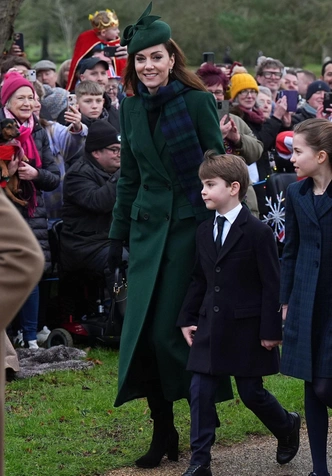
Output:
[{"xmin": 262, "ymin": 192, "xmax": 285, "ymax": 242}]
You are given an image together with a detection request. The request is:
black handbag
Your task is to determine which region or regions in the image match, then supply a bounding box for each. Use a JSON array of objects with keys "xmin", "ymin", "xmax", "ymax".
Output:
[{"xmin": 106, "ymin": 267, "xmax": 127, "ymax": 339}]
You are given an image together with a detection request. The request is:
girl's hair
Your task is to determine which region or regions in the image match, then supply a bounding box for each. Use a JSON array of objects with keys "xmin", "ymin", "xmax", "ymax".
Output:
[
  {"xmin": 294, "ymin": 118, "xmax": 332, "ymax": 166},
  {"xmin": 123, "ymin": 39, "xmax": 207, "ymax": 95}
]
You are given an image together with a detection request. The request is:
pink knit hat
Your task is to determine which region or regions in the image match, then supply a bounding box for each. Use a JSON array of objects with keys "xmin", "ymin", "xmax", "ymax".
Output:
[{"xmin": 1, "ymin": 72, "xmax": 35, "ymax": 105}]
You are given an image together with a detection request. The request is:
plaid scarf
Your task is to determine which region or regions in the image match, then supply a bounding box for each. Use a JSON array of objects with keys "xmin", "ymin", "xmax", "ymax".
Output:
[{"xmin": 138, "ymin": 80, "xmax": 208, "ymax": 222}]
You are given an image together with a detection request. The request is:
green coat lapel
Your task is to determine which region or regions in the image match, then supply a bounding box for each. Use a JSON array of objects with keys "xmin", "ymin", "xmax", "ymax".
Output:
[{"xmin": 129, "ymin": 104, "xmax": 169, "ymax": 180}]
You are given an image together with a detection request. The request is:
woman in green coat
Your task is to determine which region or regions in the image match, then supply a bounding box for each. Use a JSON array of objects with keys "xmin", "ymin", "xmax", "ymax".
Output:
[{"xmin": 108, "ymin": 3, "xmax": 233, "ymax": 469}]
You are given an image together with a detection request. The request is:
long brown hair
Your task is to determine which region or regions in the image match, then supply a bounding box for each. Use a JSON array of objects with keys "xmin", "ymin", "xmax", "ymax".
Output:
[{"xmin": 123, "ymin": 39, "xmax": 207, "ymax": 95}]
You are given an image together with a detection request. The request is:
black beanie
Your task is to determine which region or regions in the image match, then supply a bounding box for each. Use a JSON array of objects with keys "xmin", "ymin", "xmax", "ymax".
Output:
[
  {"xmin": 306, "ymin": 80, "xmax": 330, "ymax": 100},
  {"xmin": 85, "ymin": 120, "xmax": 121, "ymax": 153}
]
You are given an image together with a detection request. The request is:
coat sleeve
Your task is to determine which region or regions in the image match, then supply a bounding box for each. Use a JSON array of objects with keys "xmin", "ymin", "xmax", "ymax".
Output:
[
  {"xmin": 109, "ymin": 97, "xmax": 141, "ymax": 241},
  {"xmin": 280, "ymin": 185, "xmax": 299, "ymax": 304},
  {"xmin": 50, "ymin": 122, "xmax": 87, "ymax": 162},
  {"xmin": 255, "ymin": 116, "xmax": 282, "ymax": 152},
  {"xmin": 64, "ymin": 167, "xmax": 118, "ymax": 214},
  {"xmin": 191, "ymin": 92, "xmax": 225, "ymax": 154},
  {"xmin": 177, "ymin": 231, "xmax": 207, "ymax": 327},
  {"xmin": 231, "ymin": 115, "xmax": 264, "ymax": 165},
  {"xmin": 33, "ymin": 129, "xmax": 61, "ymax": 192},
  {"xmin": 255, "ymin": 223, "xmax": 282, "ymax": 340},
  {"xmin": 0, "ymin": 190, "xmax": 44, "ymax": 330}
]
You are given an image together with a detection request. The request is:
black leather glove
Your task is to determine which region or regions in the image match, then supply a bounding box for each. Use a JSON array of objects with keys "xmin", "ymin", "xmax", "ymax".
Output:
[{"xmin": 108, "ymin": 239, "xmax": 124, "ymax": 274}]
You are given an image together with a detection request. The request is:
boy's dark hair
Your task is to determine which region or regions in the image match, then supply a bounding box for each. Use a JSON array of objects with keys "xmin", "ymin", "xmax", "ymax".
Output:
[
  {"xmin": 199, "ymin": 151, "xmax": 249, "ymax": 202},
  {"xmin": 75, "ymin": 80, "xmax": 104, "ymax": 99}
]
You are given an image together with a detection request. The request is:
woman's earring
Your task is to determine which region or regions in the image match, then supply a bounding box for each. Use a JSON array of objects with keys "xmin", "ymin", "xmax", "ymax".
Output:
[{"xmin": 169, "ymin": 68, "xmax": 173, "ymax": 75}]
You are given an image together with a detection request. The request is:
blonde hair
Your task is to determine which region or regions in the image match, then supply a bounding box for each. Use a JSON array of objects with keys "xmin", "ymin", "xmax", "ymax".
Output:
[{"xmin": 75, "ymin": 80, "xmax": 104, "ymax": 99}]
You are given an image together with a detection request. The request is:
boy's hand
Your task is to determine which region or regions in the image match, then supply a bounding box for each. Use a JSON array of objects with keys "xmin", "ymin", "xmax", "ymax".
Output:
[
  {"xmin": 64, "ymin": 106, "xmax": 82, "ymax": 132},
  {"xmin": 261, "ymin": 339, "xmax": 282, "ymax": 351},
  {"xmin": 181, "ymin": 326, "xmax": 197, "ymax": 347}
]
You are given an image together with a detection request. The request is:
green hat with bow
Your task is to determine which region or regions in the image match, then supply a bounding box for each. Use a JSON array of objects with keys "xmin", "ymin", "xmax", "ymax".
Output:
[{"xmin": 121, "ymin": 2, "xmax": 171, "ymax": 54}]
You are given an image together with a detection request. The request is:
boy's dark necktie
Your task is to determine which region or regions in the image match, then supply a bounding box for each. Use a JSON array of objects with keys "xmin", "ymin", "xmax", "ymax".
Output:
[{"xmin": 216, "ymin": 216, "xmax": 226, "ymax": 252}]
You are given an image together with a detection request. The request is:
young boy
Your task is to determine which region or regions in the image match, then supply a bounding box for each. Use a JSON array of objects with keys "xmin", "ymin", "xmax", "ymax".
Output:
[
  {"xmin": 66, "ymin": 9, "xmax": 127, "ymax": 91},
  {"xmin": 177, "ymin": 152, "xmax": 300, "ymax": 476},
  {"xmin": 75, "ymin": 80, "xmax": 105, "ymax": 123}
]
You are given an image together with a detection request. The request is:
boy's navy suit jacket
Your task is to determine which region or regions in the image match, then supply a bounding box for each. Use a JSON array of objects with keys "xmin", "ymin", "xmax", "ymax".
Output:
[{"xmin": 177, "ymin": 205, "xmax": 282, "ymax": 377}]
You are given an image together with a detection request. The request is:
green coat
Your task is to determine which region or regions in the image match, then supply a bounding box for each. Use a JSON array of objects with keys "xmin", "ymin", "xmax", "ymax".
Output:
[{"xmin": 110, "ymin": 90, "xmax": 233, "ymax": 406}]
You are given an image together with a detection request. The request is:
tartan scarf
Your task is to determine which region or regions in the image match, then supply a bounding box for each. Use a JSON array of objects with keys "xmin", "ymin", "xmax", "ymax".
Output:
[{"xmin": 138, "ymin": 80, "xmax": 207, "ymax": 222}]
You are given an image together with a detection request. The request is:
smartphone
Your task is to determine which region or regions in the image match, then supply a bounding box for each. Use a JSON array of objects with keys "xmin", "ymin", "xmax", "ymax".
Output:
[
  {"xmin": 67, "ymin": 93, "xmax": 77, "ymax": 110},
  {"xmin": 13, "ymin": 32, "xmax": 24, "ymax": 52},
  {"xmin": 217, "ymin": 100, "xmax": 229, "ymax": 122},
  {"xmin": 103, "ymin": 46, "xmax": 118, "ymax": 58},
  {"xmin": 276, "ymin": 90, "xmax": 298, "ymax": 113},
  {"xmin": 323, "ymin": 92, "xmax": 332, "ymax": 113},
  {"xmin": 203, "ymin": 52, "xmax": 215, "ymax": 64},
  {"xmin": 26, "ymin": 69, "xmax": 36, "ymax": 82}
]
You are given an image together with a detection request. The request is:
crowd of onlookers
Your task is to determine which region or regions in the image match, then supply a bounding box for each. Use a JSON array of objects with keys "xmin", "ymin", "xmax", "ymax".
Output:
[{"xmin": 2, "ymin": 7, "xmax": 331, "ymax": 360}]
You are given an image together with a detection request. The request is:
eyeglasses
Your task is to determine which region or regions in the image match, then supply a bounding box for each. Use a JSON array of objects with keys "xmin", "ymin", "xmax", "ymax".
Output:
[
  {"xmin": 209, "ymin": 89, "xmax": 224, "ymax": 96},
  {"xmin": 238, "ymin": 89, "xmax": 258, "ymax": 97},
  {"xmin": 105, "ymin": 147, "xmax": 121, "ymax": 154},
  {"xmin": 107, "ymin": 86, "xmax": 118, "ymax": 91},
  {"xmin": 262, "ymin": 71, "xmax": 282, "ymax": 79}
]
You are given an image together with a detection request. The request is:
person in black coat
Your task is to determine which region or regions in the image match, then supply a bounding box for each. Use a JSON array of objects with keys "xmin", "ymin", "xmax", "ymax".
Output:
[
  {"xmin": 60, "ymin": 120, "xmax": 121, "ymax": 295},
  {"xmin": 0, "ymin": 72, "xmax": 60, "ymax": 348},
  {"xmin": 291, "ymin": 80, "xmax": 330, "ymax": 127},
  {"xmin": 177, "ymin": 152, "xmax": 300, "ymax": 476}
]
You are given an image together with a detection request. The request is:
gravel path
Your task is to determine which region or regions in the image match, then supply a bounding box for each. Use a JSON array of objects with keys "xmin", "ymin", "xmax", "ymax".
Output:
[{"xmin": 105, "ymin": 424, "xmax": 332, "ymax": 476}]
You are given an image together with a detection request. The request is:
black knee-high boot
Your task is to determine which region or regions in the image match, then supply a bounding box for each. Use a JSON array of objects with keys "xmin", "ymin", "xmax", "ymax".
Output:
[{"xmin": 135, "ymin": 395, "xmax": 179, "ymax": 468}]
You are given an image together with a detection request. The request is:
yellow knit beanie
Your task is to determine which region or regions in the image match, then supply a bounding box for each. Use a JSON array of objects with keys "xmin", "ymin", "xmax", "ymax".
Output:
[{"xmin": 230, "ymin": 73, "xmax": 259, "ymax": 100}]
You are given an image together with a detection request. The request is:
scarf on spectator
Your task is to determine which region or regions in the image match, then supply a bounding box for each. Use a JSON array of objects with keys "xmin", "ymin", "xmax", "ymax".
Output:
[
  {"xmin": 238, "ymin": 105, "xmax": 265, "ymax": 125},
  {"xmin": 4, "ymin": 109, "xmax": 42, "ymax": 167},
  {"xmin": 138, "ymin": 80, "xmax": 207, "ymax": 222},
  {"xmin": 4, "ymin": 109, "xmax": 40, "ymax": 216},
  {"xmin": 302, "ymin": 102, "xmax": 317, "ymax": 116}
]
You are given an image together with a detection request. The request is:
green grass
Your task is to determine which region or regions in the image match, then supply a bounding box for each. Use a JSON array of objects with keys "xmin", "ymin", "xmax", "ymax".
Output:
[{"xmin": 5, "ymin": 347, "xmax": 304, "ymax": 476}]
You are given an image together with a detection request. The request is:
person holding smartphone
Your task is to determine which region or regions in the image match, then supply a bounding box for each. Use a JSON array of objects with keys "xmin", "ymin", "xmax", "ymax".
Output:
[
  {"xmin": 292, "ymin": 80, "xmax": 331, "ymax": 126},
  {"xmin": 229, "ymin": 70, "xmax": 290, "ymax": 217},
  {"xmin": 66, "ymin": 9, "xmax": 127, "ymax": 91},
  {"xmin": 196, "ymin": 63, "xmax": 263, "ymax": 217}
]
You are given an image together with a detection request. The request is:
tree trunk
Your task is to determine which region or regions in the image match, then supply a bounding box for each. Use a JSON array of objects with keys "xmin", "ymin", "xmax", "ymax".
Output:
[{"xmin": 0, "ymin": 0, "xmax": 25, "ymax": 56}]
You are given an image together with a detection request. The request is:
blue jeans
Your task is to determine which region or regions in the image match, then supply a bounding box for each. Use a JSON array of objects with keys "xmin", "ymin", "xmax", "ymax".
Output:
[{"xmin": 18, "ymin": 284, "xmax": 39, "ymax": 342}]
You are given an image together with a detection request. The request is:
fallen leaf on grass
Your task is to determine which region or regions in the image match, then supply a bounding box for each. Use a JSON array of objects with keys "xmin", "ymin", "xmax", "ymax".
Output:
[{"xmin": 87, "ymin": 358, "xmax": 103, "ymax": 365}]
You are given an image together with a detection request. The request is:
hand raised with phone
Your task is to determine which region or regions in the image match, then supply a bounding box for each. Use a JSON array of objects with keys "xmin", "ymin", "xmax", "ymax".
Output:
[{"xmin": 64, "ymin": 105, "xmax": 82, "ymax": 132}]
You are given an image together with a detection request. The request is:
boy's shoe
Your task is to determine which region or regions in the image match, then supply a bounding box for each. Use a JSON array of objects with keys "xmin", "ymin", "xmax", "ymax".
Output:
[
  {"xmin": 13, "ymin": 330, "xmax": 24, "ymax": 347},
  {"xmin": 182, "ymin": 465, "xmax": 212, "ymax": 476},
  {"xmin": 36, "ymin": 326, "xmax": 51, "ymax": 345},
  {"xmin": 276, "ymin": 412, "xmax": 301, "ymax": 464},
  {"xmin": 27, "ymin": 340, "xmax": 39, "ymax": 350}
]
